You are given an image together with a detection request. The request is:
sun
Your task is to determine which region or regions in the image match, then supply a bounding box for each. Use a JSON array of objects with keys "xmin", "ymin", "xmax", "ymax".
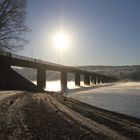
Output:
[{"xmin": 52, "ymin": 32, "xmax": 70, "ymax": 50}]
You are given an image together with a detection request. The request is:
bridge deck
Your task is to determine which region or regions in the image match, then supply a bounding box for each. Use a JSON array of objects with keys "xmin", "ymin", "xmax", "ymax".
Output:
[{"xmin": 0, "ymin": 51, "xmax": 97, "ymax": 75}]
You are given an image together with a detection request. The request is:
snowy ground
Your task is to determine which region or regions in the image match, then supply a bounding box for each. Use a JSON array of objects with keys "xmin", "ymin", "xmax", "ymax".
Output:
[{"xmin": 0, "ymin": 91, "xmax": 140, "ymax": 139}]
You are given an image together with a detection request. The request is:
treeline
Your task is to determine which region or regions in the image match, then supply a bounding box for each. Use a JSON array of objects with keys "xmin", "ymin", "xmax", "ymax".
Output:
[{"xmin": 78, "ymin": 65, "xmax": 140, "ymax": 81}]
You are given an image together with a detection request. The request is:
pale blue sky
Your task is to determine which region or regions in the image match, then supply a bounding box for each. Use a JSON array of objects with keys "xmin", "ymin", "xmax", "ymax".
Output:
[{"xmin": 19, "ymin": 0, "xmax": 140, "ymax": 66}]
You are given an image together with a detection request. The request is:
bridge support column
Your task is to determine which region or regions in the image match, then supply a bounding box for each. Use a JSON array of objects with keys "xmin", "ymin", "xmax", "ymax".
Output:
[
  {"xmin": 95, "ymin": 76, "xmax": 97, "ymax": 85},
  {"xmin": 75, "ymin": 72, "xmax": 80, "ymax": 86},
  {"xmin": 97, "ymin": 75, "xmax": 100, "ymax": 84},
  {"xmin": 61, "ymin": 71, "xmax": 67, "ymax": 93},
  {"xmin": 37, "ymin": 68, "xmax": 46, "ymax": 89},
  {"xmin": 84, "ymin": 74, "xmax": 90, "ymax": 85},
  {"xmin": 91, "ymin": 75, "xmax": 96, "ymax": 85},
  {"xmin": 100, "ymin": 76, "xmax": 102, "ymax": 84},
  {"xmin": 101, "ymin": 76, "xmax": 104, "ymax": 84}
]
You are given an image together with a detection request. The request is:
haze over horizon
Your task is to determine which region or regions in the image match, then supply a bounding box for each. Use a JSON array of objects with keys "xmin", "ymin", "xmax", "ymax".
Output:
[{"xmin": 18, "ymin": 0, "xmax": 140, "ymax": 66}]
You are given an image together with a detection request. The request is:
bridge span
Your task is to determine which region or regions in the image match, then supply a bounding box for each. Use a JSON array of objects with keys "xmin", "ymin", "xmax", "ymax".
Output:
[{"xmin": 0, "ymin": 51, "xmax": 117, "ymax": 92}]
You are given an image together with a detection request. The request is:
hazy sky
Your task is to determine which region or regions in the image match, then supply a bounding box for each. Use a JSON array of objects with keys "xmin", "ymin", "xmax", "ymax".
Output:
[{"xmin": 19, "ymin": 0, "xmax": 140, "ymax": 66}]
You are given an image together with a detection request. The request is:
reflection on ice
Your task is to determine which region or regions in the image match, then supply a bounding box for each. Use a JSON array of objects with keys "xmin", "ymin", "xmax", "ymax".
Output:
[
  {"xmin": 33, "ymin": 80, "xmax": 95, "ymax": 91},
  {"xmin": 45, "ymin": 81, "xmax": 95, "ymax": 91},
  {"xmin": 46, "ymin": 81, "xmax": 61, "ymax": 91}
]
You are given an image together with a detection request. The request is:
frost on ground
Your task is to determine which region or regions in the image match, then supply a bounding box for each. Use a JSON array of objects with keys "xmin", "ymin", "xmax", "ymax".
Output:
[{"xmin": 0, "ymin": 91, "xmax": 140, "ymax": 140}]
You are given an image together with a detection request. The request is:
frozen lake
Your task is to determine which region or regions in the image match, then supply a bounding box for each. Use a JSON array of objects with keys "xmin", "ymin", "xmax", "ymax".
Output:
[
  {"xmin": 69, "ymin": 82, "xmax": 140, "ymax": 119},
  {"xmin": 33, "ymin": 80, "xmax": 140, "ymax": 119}
]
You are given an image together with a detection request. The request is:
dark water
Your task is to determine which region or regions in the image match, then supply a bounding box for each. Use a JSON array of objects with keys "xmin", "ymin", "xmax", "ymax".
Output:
[{"xmin": 70, "ymin": 82, "xmax": 140, "ymax": 119}]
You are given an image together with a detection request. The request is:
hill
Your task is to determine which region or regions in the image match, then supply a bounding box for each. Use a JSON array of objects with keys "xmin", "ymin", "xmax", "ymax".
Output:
[{"xmin": 78, "ymin": 65, "xmax": 140, "ymax": 81}]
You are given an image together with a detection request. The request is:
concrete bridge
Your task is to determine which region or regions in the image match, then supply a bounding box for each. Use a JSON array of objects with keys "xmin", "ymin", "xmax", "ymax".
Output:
[{"xmin": 0, "ymin": 51, "xmax": 117, "ymax": 92}]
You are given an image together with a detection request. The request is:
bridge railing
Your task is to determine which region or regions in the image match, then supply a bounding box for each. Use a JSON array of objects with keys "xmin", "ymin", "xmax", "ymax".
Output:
[{"xmin": 0, "ymin": 51, "xmax": 66, "ymax": 67}]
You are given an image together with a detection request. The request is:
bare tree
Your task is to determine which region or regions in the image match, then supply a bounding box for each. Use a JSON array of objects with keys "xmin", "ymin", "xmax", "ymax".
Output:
[{"xmin": 0, "ymin": 0, "xmax": 28, "ymax": 51}]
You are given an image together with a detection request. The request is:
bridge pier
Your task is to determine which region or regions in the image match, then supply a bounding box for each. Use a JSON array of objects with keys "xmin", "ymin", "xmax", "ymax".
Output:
[
  {"xmin": 100, "ymin": 76, "xmax": 102, "ymax": 84},
  {"xmin": 94, "ymin": 75, "xmax": 97, "ymax": 85},
  {"xmin": 91, "ymin": 75, "xmax": 96, "ymax": 85},
  {"xmin": 101, "ymin": 76, "xmax": 104, "ymax": 84},
  {"xmin": 37, "ymin": 68, "xmax": 46, "ymax": 89},
  {"xmin": 61, "ymin": 71, "xmax": 67, "ymax": 92},
  {"xmin": 75, "ymin": 72, "xmax": 80, "ymax": 86},
  {"xmin": 0, "ymin": 66, "xmax": 39, "ymax": 91},
  {"xmin": 97, "ymin": 75, "xmax": 100, "ymax": 84},
  {"xmin": 84, "ymin": 73, "xmax": 90, "ymax": 85}
]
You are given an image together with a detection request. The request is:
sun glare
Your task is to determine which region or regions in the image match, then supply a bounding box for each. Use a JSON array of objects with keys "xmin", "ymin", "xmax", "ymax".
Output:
[{"xmin": 53, "ymin": 32, "xmax": 70, "ymax": 50}]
